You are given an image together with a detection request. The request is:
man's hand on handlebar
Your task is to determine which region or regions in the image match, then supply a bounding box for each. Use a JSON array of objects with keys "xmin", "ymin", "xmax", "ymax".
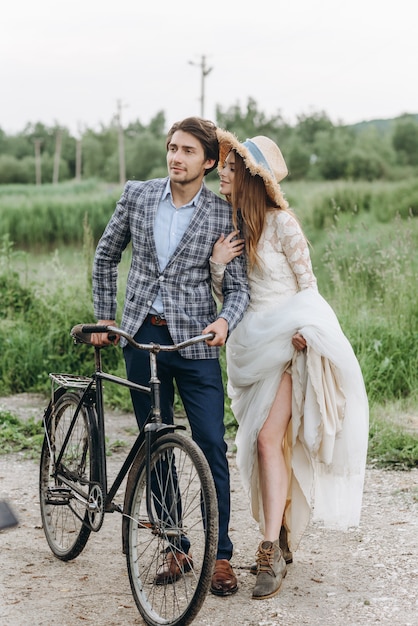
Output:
[
  {"xmin": 202, "ymin": 317, "xmax": 228, "ymax": 347},
  {"xmin": 90, "ymin": 320, "xmax": 120, "ymax": 347}
]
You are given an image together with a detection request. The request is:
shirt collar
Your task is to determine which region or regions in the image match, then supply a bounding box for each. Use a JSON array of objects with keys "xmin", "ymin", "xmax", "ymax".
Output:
[{"xmin": 163, "ymin": 179, "xmax": 203, "ymax": 208}]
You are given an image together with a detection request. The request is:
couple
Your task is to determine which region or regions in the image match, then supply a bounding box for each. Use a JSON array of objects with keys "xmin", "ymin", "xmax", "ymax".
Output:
[{"xmin": 91, "ymin": 117, "xmax": 369, "ymax": 601}]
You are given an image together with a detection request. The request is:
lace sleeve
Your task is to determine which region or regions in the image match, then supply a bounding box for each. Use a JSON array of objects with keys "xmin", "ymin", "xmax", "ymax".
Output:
[
  {"xmin": 278, "ymin": 212, "xmax": 318, "ymax": 291},
  {"xmin": 209, "ymin": 257, "xmax": 226, "ymax": 303}
]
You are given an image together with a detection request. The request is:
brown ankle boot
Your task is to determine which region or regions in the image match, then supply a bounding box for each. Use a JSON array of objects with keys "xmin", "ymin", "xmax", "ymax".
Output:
[
  {"xmin": 250, "ymin": 525, "xmax": 292, "ymax": 573},
  {"xmin": 279, "ymin": 524, "xmax": 293, "ymax": 564},
  {"xmin": 252, "ymin": 539, "xmax": 287, "ymax": 600}
]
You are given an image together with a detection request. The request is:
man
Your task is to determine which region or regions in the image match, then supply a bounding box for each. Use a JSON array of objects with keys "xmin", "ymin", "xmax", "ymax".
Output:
[{"xmin": 91, "ymin": 117, "xmax": 249, "ymax": 596}]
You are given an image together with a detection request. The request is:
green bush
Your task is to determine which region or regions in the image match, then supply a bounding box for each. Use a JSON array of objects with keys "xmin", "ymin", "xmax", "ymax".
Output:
[
  {"xmin": 0, "ymin": 273, "xmax": 33, "ymax": 317},
  {"xmin": 0, "ymin": 155, "xmax": 29, "ymax": 184}
]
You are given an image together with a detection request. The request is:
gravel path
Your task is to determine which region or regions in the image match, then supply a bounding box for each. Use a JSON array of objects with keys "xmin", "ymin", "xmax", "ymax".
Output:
[{"xmin": 0, "ymin": 394, "xmax": 417, "ymax": 626}]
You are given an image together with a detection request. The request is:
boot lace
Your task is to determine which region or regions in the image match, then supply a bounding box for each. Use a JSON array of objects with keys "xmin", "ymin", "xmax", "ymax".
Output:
[{"xmin": 255, "ymin": 542, "xmax": 275, "ymax": 575}]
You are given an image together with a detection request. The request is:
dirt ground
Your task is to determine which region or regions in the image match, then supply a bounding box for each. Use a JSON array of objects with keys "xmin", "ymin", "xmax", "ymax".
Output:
[{"xmin": 0, "ymin": 393, "xmax": 417, "ymax": 626}]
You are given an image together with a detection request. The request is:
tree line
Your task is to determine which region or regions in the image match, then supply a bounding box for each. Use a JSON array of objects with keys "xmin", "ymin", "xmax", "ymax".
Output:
[{"xmin": 1, "ymin": 99, "xmax": 417, "ymax": 185}]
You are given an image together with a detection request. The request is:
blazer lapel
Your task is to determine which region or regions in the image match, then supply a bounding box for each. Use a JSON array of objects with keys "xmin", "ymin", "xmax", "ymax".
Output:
[
  {"xmin": 144, "ymin": 181, "xmax": 165, "ymax": 269},
  {"xmin": 166, "ymin": 189, "xmax": 212, "ymax": 265}
]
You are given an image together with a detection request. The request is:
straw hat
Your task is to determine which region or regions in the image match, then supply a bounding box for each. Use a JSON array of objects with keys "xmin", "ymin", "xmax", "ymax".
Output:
[{"xmin": 216, "ymin": 129, "xmax": 288, "ymax": 208}]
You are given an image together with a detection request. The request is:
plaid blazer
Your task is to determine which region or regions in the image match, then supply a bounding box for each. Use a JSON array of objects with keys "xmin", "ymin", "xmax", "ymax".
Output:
[{"xmin": 93, "ymin": 178, "xmax": 250, "ymax": 358}]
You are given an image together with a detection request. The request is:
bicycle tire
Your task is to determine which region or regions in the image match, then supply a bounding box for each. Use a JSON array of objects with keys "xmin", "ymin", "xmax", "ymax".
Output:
[
  {"xmin": 125, "ymin": 432, "xmax": 218, "ymax": 626},
  {"xmin": 39, "ymin": 391, "xmax": 99, "ymax": 561}
]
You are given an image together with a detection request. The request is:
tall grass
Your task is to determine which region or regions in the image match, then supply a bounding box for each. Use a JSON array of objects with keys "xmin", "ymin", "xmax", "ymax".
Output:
[
  {"xmin": 0, "ymin": 229, "xmax": 123, "ymax": 395},
  {"xmin": 285, "ymin": 180, "xmax": 418, "ymax": 468},
  {"xmin": 315, "ymin": 215, "xmax": 417, "ymax": 398},
  {"xmin": 1, "ymin": 180, "xmax": 417, "ymax": 467},
  {"xmin": 0, "ymin": 180, "xmax": 122, "ymax": 248}
]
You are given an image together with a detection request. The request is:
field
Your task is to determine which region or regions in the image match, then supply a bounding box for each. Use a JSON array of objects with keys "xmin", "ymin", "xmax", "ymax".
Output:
[{"xmin": 1, "ymin": 178, "xmax": 418, "ymax": 467}]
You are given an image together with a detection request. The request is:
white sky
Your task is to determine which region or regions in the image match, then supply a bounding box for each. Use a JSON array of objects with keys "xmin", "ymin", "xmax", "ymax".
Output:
[{"xmin": 2, "ymin": 0, "xmax": 417, "ymax": 135}]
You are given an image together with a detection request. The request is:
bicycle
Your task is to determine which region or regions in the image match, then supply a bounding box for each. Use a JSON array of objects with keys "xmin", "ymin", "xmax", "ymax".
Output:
[{"xmin": 39, "ymin": 323, "xmax": 219, "ymax": 626}]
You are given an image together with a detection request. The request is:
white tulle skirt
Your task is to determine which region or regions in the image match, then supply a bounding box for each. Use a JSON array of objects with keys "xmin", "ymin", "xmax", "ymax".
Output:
[{"xmin": 226, "ymin": 289, "xmax": 369, "ymax": 551}]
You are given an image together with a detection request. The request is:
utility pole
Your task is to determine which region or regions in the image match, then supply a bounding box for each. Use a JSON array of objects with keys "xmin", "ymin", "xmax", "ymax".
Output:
[
  {"xmin": 52, "ymin": 128, "xmax": 62, "ymax": 184},
  {"xmin": 189, "ymin": 55, "xmax": 213, "ymax": 118},
  {"xmin": 75, "ymin": 122, "xmax": 84, "ymax": 182},
  {"xmin": 75, "ymin": 138, "xmax": 82, "ymax": 182},
  {"xmin": 116, "ymin": 99, "xmax": 126, "ymax": 186},
  {"xmin": 33, "ymin": 139, "xmax": 42, "ymax": 185}
]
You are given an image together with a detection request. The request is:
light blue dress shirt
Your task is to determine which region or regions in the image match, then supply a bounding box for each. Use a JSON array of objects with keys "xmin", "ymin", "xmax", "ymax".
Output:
[{"xmin": 151, "ymin": 179, "xmax": 202, "ymax": 314}]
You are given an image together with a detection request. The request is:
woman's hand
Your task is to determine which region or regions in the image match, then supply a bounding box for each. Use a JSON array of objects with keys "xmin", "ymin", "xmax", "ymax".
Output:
[
  {"xmin": 212, "ymin": 230, "xmax": 245, "ymax": 265},
  {"xmin": 292, "ymin": 332, "xmax": 306, "ymax": 351}
]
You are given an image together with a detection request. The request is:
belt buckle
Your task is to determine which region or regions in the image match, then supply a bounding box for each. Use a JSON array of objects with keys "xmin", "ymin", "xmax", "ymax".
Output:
[{"xmin": 153, "ymin": 315, "xmax": 165, "ymax": 326}]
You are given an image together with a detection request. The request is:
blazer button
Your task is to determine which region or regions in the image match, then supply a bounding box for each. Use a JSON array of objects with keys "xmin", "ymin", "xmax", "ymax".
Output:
[
  {"xmin": 158, "ymin": 275, "xmax": 165, "ymax": 282},
  {"xmin": 147, "ymin": 300, "xmax": 152, "ymax": 306}
]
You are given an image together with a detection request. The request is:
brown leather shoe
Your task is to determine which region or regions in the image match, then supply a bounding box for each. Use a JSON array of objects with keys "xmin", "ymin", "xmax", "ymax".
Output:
[
  {"xmin": 210, "ymin": 559, "xmax": 238, "ymax": 596},
  {"xmin": 154, "ymin": 550, "xmax": 193, "ymax": 585}
]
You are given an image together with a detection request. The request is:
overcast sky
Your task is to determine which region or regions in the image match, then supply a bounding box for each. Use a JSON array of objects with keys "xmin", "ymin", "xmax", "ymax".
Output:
[{"xmin": 2, "ymin": 0, "xmax": 416, "ymax": 135}]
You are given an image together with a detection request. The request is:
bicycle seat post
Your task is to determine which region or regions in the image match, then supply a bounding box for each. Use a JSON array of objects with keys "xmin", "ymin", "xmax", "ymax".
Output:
[{"xmin": 94, "ymin": 345, "xmax": 103, "ymax": 374}]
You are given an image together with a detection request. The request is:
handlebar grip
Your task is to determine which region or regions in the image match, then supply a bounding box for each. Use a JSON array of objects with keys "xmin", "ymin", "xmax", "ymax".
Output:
[
  {"xmin": 81, "ymin": 325, "xmax": 109, "ymax": 333},
  {"xmin": 71, "ymin": 324, "xmax": 118, "ymax": 345}
]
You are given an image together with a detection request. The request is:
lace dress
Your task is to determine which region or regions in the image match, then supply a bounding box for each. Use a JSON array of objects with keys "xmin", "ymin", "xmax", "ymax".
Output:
[{"xmin": 211, "ymin": 210, "xmax": 369, "ymax": 551}]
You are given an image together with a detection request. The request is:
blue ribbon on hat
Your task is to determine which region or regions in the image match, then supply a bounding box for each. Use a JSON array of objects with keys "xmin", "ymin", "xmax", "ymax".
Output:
[{"xmin": 242, "ymin": 139, "xmax": 273, "ymax": 174}]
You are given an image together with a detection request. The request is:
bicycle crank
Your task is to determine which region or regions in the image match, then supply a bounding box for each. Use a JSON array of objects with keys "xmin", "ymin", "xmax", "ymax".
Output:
[{"xmin": 88, "ymin": 484, "xmax": 105, "ymax": 531}]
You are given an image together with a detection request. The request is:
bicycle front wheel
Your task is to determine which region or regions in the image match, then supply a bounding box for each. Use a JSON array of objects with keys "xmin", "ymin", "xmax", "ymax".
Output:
[
  {"xmin": 39, "ymin": 391, "xmax": 99, "ymax": 561},
  {"xmin": 125, "ymin": 432, "xmax": 218, "ymax": 626}
]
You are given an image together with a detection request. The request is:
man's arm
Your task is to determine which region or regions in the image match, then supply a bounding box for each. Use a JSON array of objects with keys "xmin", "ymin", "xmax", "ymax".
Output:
[{"xmin": 92, "ymin": 185, "xmax": 132, "ymax": 322}]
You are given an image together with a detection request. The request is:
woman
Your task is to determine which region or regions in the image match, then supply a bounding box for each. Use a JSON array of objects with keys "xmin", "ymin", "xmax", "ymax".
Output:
[{"xmin": 210, "ymin": 130, "xmax": 369, "ymax": 600}]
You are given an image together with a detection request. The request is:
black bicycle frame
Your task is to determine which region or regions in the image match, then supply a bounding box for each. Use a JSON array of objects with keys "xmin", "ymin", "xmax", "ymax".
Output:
[{"xmin": 51, "ymin": 344, "xmax": 183, "ymax": 528}]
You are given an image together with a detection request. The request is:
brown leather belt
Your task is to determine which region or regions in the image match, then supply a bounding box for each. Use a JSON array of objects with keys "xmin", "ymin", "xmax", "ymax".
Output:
[{"xmin": 148, "ymin": 314, "xmax": 167, "ymax": 326}]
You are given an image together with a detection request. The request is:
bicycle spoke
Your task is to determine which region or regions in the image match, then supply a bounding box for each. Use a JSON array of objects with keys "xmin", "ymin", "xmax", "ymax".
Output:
[
  {"xmin": 39, "ymin": 392, "xmax": 98, "ymax": 560},
  {"xmin": 126, "ymin": 433, "xmax": 218, "ymax": 626}
]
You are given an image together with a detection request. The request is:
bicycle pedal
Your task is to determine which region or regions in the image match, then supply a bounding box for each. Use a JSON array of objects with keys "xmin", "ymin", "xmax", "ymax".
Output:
[
  {"xmin": 106, "ymin": 502, "xmax": 123, "ymax": 514},
  {"xmin": 46, "ymin": 487, "xmax": 73, "ymax": 505}
]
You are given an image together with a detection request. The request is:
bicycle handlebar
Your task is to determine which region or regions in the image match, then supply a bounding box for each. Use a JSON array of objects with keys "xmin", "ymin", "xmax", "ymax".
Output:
[{"xmin": 71, "ymin": 324, "xmax": 215, "ymax": 352}]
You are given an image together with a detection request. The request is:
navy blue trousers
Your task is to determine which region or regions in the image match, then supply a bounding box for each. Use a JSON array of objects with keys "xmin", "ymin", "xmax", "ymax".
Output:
[{"xmin": 124, "ymin": 318, "xmax": 233, "ymax": 560}]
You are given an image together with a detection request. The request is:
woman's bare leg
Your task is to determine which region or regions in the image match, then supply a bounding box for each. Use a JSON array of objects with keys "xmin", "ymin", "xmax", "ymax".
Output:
[
  {"xmin": 257, "ymin": 372, "xmax": 292, "ymax": 542},
  {"xmin": 251, "ymin": 372, "xmax": 292, "ymax": 599}
]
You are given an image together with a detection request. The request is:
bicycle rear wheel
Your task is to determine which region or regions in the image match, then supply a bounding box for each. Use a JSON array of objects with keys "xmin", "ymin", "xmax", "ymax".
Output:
[
  {"xmin": 125, "ymin": 432, "xmax": 218, "ymax": 626},
  {"xmin": 39, "ymin": 391, "xmax": 99, "ymax": 561}
]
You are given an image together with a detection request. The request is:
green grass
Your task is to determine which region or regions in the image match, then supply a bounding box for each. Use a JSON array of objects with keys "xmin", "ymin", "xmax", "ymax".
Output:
[
  {"xmin": 0, "ymin": 410, "xmax": 131, "ymax": 458},
  {"xmin": 2, "ymin": 404, "xmax": 417, "ymax": 469},
  {"xmin": 1, "ymin": 178, "xmax": 418, "ymax": 470},
  {"xmin": 0, "ymin": 180, "xmax": 122, "ymax": 248},
  {"xmin": 0, "ymin": 411, "xmax": 44, "ymax": 458},
  {"xmin": 368, "ymin": 415, "xmax": 418, "ymax": 469}
]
